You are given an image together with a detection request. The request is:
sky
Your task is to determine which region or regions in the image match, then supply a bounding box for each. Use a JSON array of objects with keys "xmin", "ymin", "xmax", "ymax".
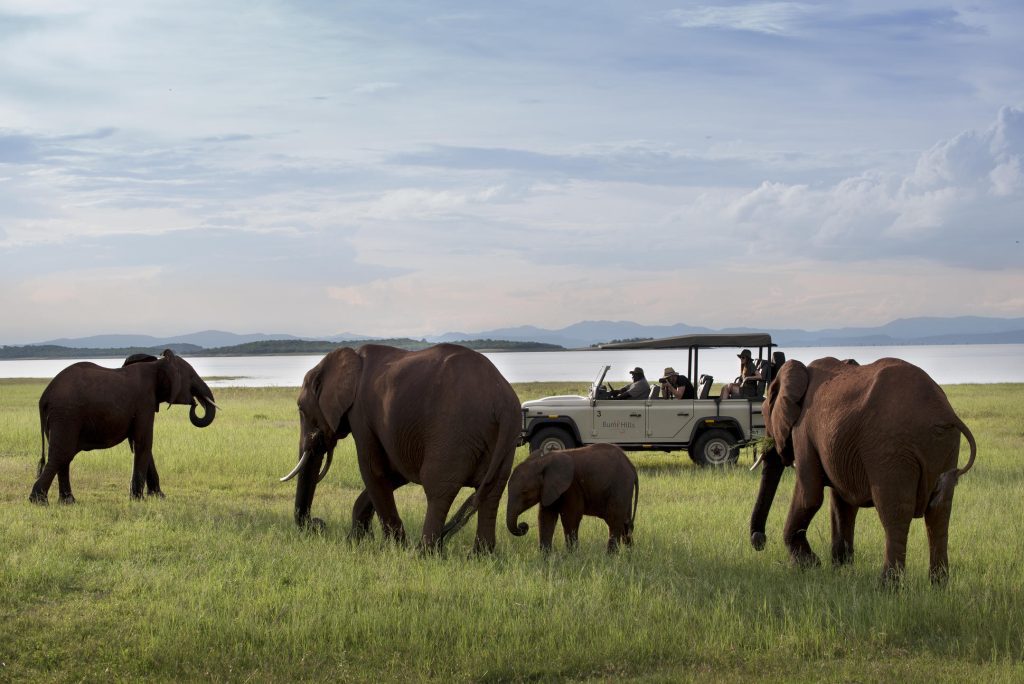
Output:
[{"xmin": 1, "ymin": 1, "xmax": 1022, "ymax": 343}]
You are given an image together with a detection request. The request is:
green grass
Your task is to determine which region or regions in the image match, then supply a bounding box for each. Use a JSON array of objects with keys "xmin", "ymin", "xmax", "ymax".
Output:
[{"xmin": 1, "ymin": 379, "xmax": 1022, "ymax": 682}]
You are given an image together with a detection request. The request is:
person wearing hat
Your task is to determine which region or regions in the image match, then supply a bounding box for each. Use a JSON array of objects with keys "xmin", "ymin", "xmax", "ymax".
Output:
[
  {"xmin": 659, "ymin": 367, "xmax": 695, "ymax": 400},
  {"xmin": 720, "ymin": 349, "xmax": 762, "ymax": 400},
  {"xmin": 608, "ymin": 367, "xmax": 650, "ymax": 400}
]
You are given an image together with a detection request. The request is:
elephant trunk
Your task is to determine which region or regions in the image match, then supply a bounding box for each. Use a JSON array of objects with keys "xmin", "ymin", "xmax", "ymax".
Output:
[
  {"xmin": 750, "ymin": 445, "xmax": 785, "ymax": 551},
  {"xmin": 507, "ymin": 501, "xmax": 529, "ymax": 537},
  {"xmin": 189, "ymin": 391, "xmax": 217, "ymax": 428}
]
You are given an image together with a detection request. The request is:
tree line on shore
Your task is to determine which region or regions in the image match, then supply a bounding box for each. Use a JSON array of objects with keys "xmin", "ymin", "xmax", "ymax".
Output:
[{"xmin": 0, "ymin": 338, "xmax": 564, "ymax": 360}]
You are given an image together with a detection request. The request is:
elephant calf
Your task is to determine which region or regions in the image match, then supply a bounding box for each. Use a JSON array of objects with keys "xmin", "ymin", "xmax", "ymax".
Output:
[{"xmin": 506, "ymin": 444, "xmax": 639, "ymax": 552}]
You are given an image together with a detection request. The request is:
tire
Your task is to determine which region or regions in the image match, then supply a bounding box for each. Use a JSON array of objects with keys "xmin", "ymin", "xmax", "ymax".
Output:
[
  {"xmin": 528, "ymin": 426, "xmax": 576, "ymax": 454},
  {"xmin": 689, "ymin": 429, "xmax": 739, "ymax": 467}
]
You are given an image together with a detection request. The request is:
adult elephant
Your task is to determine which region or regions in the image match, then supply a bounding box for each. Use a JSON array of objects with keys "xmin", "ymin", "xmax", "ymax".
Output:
[
  {"xmin": 280, "ymin": 344, "xmax": 521, "ymax": 552},
  {"xmin": 31, "ymin": 349, "xmax": 217, "ymax": 504},
  {"xmin": 749, "ymin": 357, "xmax": 976, "ymax": 586}
]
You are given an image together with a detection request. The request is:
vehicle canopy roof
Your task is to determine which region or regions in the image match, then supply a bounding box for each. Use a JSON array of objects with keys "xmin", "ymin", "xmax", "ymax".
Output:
[{"xmin": 596, "ymin": 333, "xmax": 773, "ymax": 350}]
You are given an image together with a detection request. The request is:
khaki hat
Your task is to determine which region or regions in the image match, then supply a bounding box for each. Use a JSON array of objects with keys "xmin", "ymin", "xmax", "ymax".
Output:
[{"xmin": 663, "ymin": 367, "xmax": 677, "ymax": 377}]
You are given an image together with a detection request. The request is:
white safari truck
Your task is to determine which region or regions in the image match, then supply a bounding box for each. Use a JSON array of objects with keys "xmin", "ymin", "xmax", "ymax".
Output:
[{"xmin": 520, "ymin": 334, "xmax": 776, "ymax": 466}]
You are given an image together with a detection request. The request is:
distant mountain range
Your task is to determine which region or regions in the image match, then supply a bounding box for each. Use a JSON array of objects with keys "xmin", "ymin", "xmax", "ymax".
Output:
[{"xmin": 14, "ymin": 316, "xmax": 1024, "ymax": 351}]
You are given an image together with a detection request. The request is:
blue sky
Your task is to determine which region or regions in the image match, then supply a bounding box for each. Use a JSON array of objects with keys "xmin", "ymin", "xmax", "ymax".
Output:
[{"xmin": 1, "ymin": 1, "xmax": 1022, "ymax": 343}]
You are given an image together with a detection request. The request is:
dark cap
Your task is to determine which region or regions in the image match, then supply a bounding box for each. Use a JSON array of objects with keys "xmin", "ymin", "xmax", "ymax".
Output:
[
  {"xmin": 630, "ymin": 367, "xmax": 644, "ymax": 377},
  {"xmin": 737, "ymin": 349, "xmax": 752, "ymax": 359}
]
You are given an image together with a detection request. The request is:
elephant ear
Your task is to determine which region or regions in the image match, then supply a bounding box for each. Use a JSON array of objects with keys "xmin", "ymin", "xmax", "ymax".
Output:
[
  {"xmin": 541, "ymin": 451, "xmax": 575, "ymax": 507},
  {"xmin": 765, "ymin": 358, "xmax": 809, "ymax": 456},
  {"xmin": 155, "ymin": 349, "xmax": 183, "ymax": 409},
  {"xmin": 298, "ymin": 347, "xmax": 362, "ymax": 439}
]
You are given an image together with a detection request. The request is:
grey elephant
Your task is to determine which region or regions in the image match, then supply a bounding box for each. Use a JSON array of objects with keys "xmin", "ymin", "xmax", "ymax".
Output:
[
  {"xmin": 280, "ymin": 343, "xmax": 521, "ymax": 552},
  {"xmin": 31, "ymin": 350, "xmax": 217, "ymax": 504},
  {"xmin": 749, "ymin": 357, "xmax": 977, "ymax": 586},
  {"xmin": 506, "ymin": 443, "xmax": 639, "ymax": 552}
]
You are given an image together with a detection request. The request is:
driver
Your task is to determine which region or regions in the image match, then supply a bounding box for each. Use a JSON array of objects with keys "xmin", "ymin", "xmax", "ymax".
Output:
[{"xmin": 608, "ymin": 367, "xmax": 650, "ymax": 400}]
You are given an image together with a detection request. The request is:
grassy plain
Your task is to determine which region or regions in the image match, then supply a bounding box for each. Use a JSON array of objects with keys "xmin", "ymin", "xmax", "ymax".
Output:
[{"xmin": 0, "ymin": 378, "xmax": 1022, "ymax": 682}]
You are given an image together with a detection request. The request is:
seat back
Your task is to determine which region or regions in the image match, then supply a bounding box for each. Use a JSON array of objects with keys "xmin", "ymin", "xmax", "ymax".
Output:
[
  {"xmin": 698, "ymin": 374, "xmax": 714, "ymax": 399},
  {"xmin": 755, "ymin": 359, "xmax": 771, "ymax": 397},
  {"xmin": 649, "ymin": 385, "xmax": 661, "ymax": 400}
]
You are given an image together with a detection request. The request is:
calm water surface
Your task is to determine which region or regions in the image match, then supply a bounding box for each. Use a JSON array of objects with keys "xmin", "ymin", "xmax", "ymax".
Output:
[{"xmin": 2, "ymin": 344, "xmax": 1021, "ymax": 388}]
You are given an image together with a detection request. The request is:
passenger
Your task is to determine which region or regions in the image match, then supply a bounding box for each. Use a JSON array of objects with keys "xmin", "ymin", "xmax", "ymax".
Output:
[
  {"xmin": 771, "ymin": 351, "xmax": 786, "ymax": 379},
  {"xmin": 608, "ymin": 367, "xmax": 650, "ymax": 400},
  {"xmin": 659, "ymin": 367, "xmax": 695, "ymax": 400},
  {"xmin": 720, "ymin": 349, "xmax": 761, "ymax": 400}
]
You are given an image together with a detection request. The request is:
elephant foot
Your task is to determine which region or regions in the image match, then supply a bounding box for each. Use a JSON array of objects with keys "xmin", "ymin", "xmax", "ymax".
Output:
[
  {"xmin": 146, "ymin": 490, "xmax": 166, "ymax": 499},
  {"xmin": 298, "ymin": 517, "xmax": 326, "ymax": 534},
  {"xmin": 879, "ymin": 566, "xmax": 905, "ymax": 591},
  {"xmin": 791, "ymin": 551, "xmax": 821, "ymax": 569},
  {"xmin": 929, "ymin": 566, "xmax": 949, "ymax": 588},
  {"xmin": 58, "ymin": 494, "xmax": 77, "ymax": 505},
  {"xmin": 29, "ymin": 491, "xmax": 49, "ymax": 506},
  {"xmin": 751, "ymin": 531, "xmax": 767, "ymax": 551},
  {"xmin": 347, "ymin": 522, "xmax": 374, "ymax": 543},
  {"xmin": 471, "ymin": 537, "xmax": 496, "ymax": 555}
]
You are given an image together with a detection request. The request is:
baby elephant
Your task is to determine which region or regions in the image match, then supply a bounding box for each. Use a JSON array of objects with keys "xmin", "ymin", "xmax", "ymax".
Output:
[{"xmin": 506, "ymin": 444, "xmax": 638, "ymax": 552}]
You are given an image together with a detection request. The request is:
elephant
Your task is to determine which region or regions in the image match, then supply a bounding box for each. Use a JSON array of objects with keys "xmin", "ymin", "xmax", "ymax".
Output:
[
  {"xmin": 31, "ymin": 349, "xmax": 217, "ymax": 504},
  {"xmin": 279, "ymin": 343, "xmax": 522, "ymax": 552},
  {"xmin": 506, "ymin": 443, "xmax": 639, "ymax": 552},
  {"xmin": 749, "ymin": 357, "xmax": 977, "ymax": 586}
]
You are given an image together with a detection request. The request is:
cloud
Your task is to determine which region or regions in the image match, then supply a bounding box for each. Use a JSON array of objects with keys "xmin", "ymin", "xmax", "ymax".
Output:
[
  {"xmin": 666, "ymin": 3, "xmax": 813, "ymax": 36},
  {"xmin": 712, "ymin": 107, "xmax": 1024, "ymax": 268}
]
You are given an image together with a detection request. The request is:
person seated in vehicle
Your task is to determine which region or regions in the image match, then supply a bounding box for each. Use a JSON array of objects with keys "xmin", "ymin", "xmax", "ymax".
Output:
[
  {"xmin": 770, "ymin": 350, "xmax": 786, "ymax": 379},
  {"xmin": 659, "ymin": 367, "xmax": 695, "ymax": 400},
  {"xmin": 720, "ymin": 349, "xmax": 762, "ymax": 399},
  {"xmin": 608, "ymin": 367, "xmax": 650, "ymax": 400}
]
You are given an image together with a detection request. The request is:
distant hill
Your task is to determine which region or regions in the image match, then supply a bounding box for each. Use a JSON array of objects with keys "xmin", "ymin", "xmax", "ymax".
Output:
[
  {"xmin": 431, "ymin": 317, "xmax": 1024, "ymax": 348},
  {"xmin": 13, "ymin": 316, "xmax": 1024, "ymax": 355},
  {"xmin": 0, "ymin": 338, "xmax": 563, "ymax": 360}
]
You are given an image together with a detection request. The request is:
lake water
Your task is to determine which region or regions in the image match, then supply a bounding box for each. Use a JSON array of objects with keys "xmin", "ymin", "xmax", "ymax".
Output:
[{"xmin": 2, "ymin": 344, "xmax": 1021, "ymax": 388}]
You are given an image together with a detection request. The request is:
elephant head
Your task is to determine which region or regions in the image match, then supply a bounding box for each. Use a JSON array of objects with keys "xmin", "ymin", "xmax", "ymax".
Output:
[
  {"xmin": 127, "ymin": 350, "xmax": 217, "ymax": 428},
  {"xmin": 280, "ymin": 347, "xmax": 362, "ymax": 485},
  {"xmin": 506, "ymin": 450, "xmax": 574, "ymax": 537},
  {"xmin": 749, "ymin": 359, "xmax": 808, "ymax": 550}
]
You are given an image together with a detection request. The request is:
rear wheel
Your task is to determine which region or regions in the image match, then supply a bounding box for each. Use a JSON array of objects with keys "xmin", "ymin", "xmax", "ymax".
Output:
[
  {"xmin": 529, "ymin": 426, "xmax": 576, "ymax": 454},
  {"xmin": 689, "ymin": 429, "xmax": 739, "ymax": 467}
]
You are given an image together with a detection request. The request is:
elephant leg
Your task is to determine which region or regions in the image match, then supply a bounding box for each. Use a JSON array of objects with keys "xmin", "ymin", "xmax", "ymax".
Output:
[
  {"xmin": 362, "ymin": 478, "xmax": 406, "ymax": 543},
  {"xmin": 560, "ymin": 509, "xmax": 583, "ymax": 551},
  {"xmin": 130, "ymin": 449, "xmax": 153, "ymax": 499},
  {"xmin": 472, "ymin": 471, "xmax": 511, "ymax": 554},
  {"xmin": 145, "ymin": 459, "xmax": 164, "ymax": 498},
  {"xmin": 538, "ymin": 507, "xmax": 559, "ymax": 551},
  {"xmin": 783, "ymin": 479, "xmax": 824, "ymax": 567},
  {"xmin": 420, "ymin": 486, "xmax": 460, "ymax": 551},
  {"xmin": 925, "ymin": 496, "xmax": 953, "ymax": 587},
  {"xmin": 349, "ymin": 489, "xmax": 376, "ymax": 541},
  {"xmin": 829, "ymin": 490, "xmax": 858, "ymax": 566},
  {"xmin": 874, "ymin": 494, "xmax": 914, "ymax": 589},
  {"xmin": 31, "ymin": 441, "xmax": 74, "ymax": 504},
  {"xmin": 57, "ymin": 462, "xmax": 76, "ymax": 505}
]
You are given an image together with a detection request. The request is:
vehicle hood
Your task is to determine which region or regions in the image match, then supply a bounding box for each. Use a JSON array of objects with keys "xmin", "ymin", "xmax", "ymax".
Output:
[{"xmin": 522, "ymin": 395, "xmax": 589, "ymax": 411}]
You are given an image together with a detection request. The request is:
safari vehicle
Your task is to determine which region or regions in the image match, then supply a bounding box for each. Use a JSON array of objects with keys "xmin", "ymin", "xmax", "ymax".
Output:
[{"xmin": 520, "ymin": 334, "xmax": 775, "ymax": 466}]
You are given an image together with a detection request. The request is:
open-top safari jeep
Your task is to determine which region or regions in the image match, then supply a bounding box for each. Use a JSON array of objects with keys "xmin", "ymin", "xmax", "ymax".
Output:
[{"xmin": 520, "ymin": 334, "xmax": 776, "ymax": 466}]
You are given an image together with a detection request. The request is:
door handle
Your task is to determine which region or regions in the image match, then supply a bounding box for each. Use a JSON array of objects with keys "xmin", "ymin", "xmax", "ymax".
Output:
[
  {"xmin": 677, "ymin": 412, "xmax": 690, "ymax": 417},
  {"xmin": 629, "ymin": 413, "xmax": 642, "ymax": 418}
]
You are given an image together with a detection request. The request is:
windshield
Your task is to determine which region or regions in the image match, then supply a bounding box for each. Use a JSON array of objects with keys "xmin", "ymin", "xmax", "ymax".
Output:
[{"xmin": 588, "ymin": 365, "xmax": 611, "ymax": 401}]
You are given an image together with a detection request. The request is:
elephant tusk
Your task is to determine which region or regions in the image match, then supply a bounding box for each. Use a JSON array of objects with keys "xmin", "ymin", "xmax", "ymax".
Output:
[
  {"xmin": 316, "ymin": 450, "xmax": 333, "ymax": 483},
  {"xmin": 750, "ymin": 450, "xmax": 765, "ymax": 471},
  {"xmin": 280, "ymin": 450, "xmax": 312, "ymax": 483}
]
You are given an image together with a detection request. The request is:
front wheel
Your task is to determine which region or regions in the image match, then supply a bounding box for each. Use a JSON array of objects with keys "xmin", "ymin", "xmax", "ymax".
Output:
[
  {"xmin": 528, "ymin": 426, "xmax": 576, "ymax": 454},
  {"xmin": 689, "ymin": 429, "xmax": 739, "ymax": 467}
]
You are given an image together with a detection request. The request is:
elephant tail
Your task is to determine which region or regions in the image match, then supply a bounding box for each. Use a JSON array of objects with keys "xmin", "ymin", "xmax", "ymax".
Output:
[
  {"xmin": 438, "ymin": 407, "xmax": 520, "ymax": 545},
  {"xmin": 954, "ymin": 417, "xmax": 977, "ymax": 478},
  {"xmin": 627, "ymin": 463, "xmax": 639, "ymax": 535},
  {"xmin": 38, "ymin": 404, "xmax": 47, "ymax": 477}
]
